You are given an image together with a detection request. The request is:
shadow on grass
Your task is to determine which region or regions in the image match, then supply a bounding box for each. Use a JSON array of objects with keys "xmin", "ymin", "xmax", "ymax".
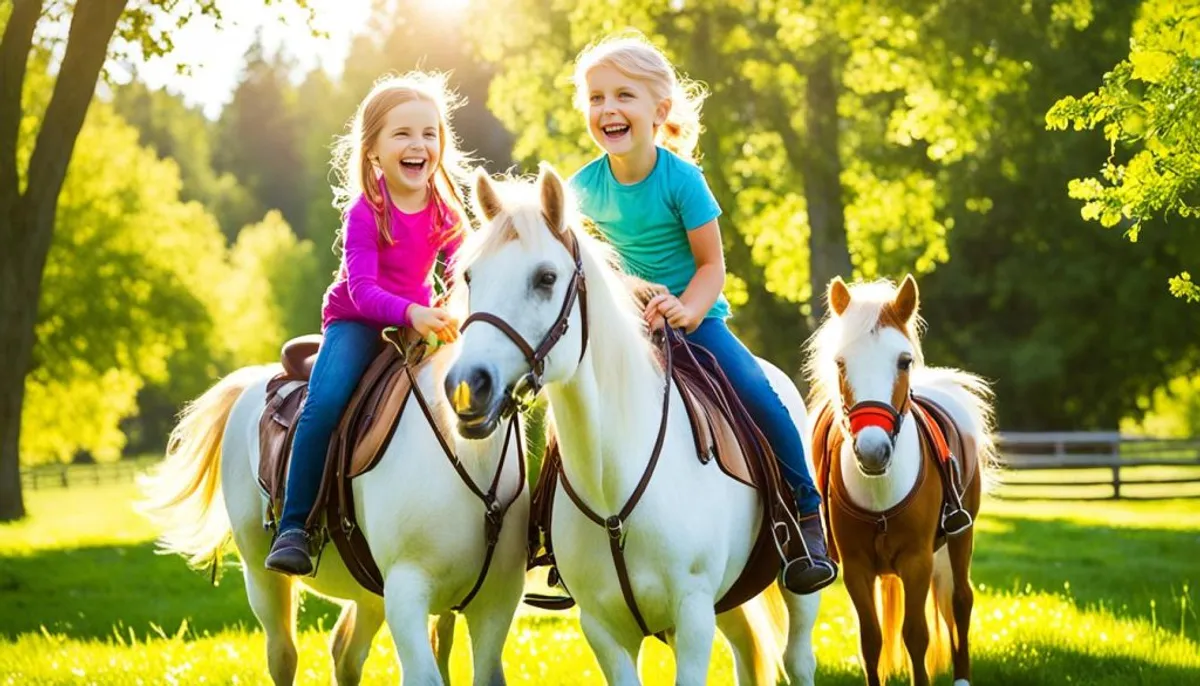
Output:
[
  {"xmin": 0, "ymin": 542, "xmax": 340, "ymax": 640},
  {"xmin": 971, "ymin": 514, "xmax": 1199, "ymax": 642}
]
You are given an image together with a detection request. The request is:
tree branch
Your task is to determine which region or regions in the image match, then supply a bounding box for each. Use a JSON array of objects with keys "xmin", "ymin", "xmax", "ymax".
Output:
[
  {"xmin": 0, "ymin": 0, "xmax": 45, "ymax": 204},
  {"xmin": 25, "ymin": 0, "xmax": 129, "ymax": 226}
]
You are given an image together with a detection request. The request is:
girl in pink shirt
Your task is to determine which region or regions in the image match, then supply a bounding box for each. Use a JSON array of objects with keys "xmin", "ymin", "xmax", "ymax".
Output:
[{"xmin": 267, "ymin": 72, "xmax": 471, "ymax": 575}]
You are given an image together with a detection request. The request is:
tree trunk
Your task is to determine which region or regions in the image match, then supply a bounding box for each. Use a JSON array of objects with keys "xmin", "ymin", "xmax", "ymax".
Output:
[
  {"xmin": 0, "ymin": 0, "xmax": 129, "ymax": 521},
  {"xmin": 801, "ymin": 46, "xmax": 853, "ymax": 324}
]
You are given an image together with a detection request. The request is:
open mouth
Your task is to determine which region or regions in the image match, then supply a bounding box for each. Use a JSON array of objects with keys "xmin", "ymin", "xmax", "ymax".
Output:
[
  {"xmin": 400, "ymin": 157, "xmax": 427, "ymax": 177},
  {"xmin": 454, "ymin": 388, "xmax": 512, "ymax": 440},
  {"xmin": 601, "ymin": 123, "xmax": 630, "ymax": 141}
]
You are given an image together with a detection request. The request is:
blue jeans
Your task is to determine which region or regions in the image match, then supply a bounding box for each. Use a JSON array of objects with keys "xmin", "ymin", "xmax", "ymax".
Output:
[
  {"xmin": 685, "ymin": 318, "xmax": 822, "ymax": 515},
  {"xmin": 278, "ymin": 320, "xmax": 382, "ymax": 533}
]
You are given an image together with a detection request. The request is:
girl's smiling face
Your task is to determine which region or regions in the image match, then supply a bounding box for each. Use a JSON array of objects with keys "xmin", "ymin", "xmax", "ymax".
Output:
[
  {"xmin": 585, "ymin": 65, "xmax": 668, "ymax": 158},
  {"xmin": 372, "ymin": 99, "xmax": 441, "ymax": 195}
]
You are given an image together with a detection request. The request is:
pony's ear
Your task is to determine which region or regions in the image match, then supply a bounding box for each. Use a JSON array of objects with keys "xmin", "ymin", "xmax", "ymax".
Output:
[
  {"xmin": 893, "ymin": 274, "xmax": 919, "ymax": 323},
  {"xmin": 537, "ymin": 162, "xmax": 566, "ymax": 235},
  {"xmin": 828, "ymin": 276, "xmax": 851, "ymax": 317},
  {"xmin": 473, "ymin": 169, "xmax": 503, "ymax": 222}
]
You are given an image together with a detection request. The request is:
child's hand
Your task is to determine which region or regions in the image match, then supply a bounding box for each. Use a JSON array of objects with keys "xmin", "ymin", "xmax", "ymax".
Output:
[
  {"xmin": 643, "ymin": 293, "xmax": 701, "ymax": 333},
  {"xmin": 408, "ymin": 305, "xmax": 460, "ymax": 343}
]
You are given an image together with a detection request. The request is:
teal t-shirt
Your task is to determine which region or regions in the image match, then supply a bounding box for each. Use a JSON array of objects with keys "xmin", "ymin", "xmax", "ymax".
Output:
[{"xmin": 569, "ymin": 147, "xmax": 730, "ymax": 320}]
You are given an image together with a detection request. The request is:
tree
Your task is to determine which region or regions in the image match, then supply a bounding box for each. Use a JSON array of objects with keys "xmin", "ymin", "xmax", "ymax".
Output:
[
  {"xmin": 214, "ymin": 34, "xmax": 309, "ymax": 240},
  {"xmin": 1047, "ymin": 0, "xmax": 1200, "ymax": 302},
  {"xmin": 112, "ymin": 79, "xmax": 260, "ymax": 237},
  {"xmin": 0, "ymin": 0, "xmax": 307, "ymax": 520}
]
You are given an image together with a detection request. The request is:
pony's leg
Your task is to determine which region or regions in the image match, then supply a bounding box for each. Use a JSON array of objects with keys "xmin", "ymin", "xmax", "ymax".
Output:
[
  {"xmin": 673, "ymin": 594, "xmax": 717, "ymax": 686},
  {"xmin": 431, "ymin": 614, "xmax": 456, "ymax": 684},
  {"xmin": 844, "ymin": 567, "xmax": 884, "ymax": 686},
  {"xmin": 462, "ymin": 572, "xmax": 524, "ymax": 686},
  {"xmin": 898, "ymin": 556, "xmax": 934, "ymax": 686},
  {"xmin": 579, "ymin": 611, "xmax": 642, "ymax": 686},
  {"xmin": 782, "ymin": 587, "xmax": 821, "ymax": 686},
  {"xmin": 243, "ymin": 565, "xmax": 298, "ymax": 685},
  {"xmin": 384, "ymin": 569, "xmax": 442, "ymax": 686},
  {"xmin": 947, "ymin": 532, "xmax": 975, "ymax": 686},
  {"xmin": 330, "ymin": 598, "xmax": 385, "ymax": 686}
]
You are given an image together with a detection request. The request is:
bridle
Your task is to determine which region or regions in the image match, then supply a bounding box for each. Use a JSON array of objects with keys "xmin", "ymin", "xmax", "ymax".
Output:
[
  {"xmin": 842, "ymin": 393, "xmax": 913, "ymax": 449},
  {"xmin": 460, "ymin": 227, "xmax": 589, "ymax": 414}
]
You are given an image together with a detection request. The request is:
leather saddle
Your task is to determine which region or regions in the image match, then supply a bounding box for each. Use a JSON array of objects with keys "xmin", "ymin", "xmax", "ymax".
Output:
[
  {"xmin": 525, "ymin": 330, "xmax": 803, "ymax": 617},
  {"xmin": 257, "ymin": 328, "xmax": 437, "ymax": 594}
]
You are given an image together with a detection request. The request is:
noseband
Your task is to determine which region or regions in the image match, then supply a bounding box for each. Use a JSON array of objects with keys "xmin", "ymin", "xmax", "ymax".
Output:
[
  {"xmin": 843, "ymin": 393, "xmax": 912, "ymax": 447},
  {"xmin": 460, "ymin": 229, "xmax": 589, "ymax": 414}
]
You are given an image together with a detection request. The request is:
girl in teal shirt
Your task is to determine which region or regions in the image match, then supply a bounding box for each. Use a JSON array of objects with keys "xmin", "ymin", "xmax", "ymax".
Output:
[{"xmin": 568, "ymin": 32, "xmax": 837, "ymax": 595}]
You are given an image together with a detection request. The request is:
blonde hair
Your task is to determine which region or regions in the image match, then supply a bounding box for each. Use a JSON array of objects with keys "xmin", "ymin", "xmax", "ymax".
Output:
[
  {"xmin": 331, "ymin": 71, "xmax": 472, "ymax": 246},
  {"xmin": 573, "ymin": 31, "xmax": 708, "ymax": 163}
]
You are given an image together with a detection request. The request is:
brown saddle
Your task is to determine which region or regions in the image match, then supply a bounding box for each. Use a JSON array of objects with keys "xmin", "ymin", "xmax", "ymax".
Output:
[
  {"xmin": 811, "ymin": 394, "xmax": 976, "ymax": 563},
  {"xmin": 258, "ymin": 329, "xmax": 437, "ymax": 595},
  {"xmin": 525, "ymin": 329, "xmax": 801, "ymax": 629}
]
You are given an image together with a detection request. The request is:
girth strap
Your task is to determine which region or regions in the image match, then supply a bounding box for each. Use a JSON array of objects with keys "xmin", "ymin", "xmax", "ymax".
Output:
[{"xmin": 556, "ymin": 327, "xmax": 675, "ymax": 637}]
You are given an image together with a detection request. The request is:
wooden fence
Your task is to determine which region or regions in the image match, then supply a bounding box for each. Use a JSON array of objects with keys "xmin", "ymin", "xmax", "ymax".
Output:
[
  {"xmin": 20, "ymin": 457, "xmax": 159, "ymax": 491},
  {"xmin": 995, "ymin": 432, "xmax": 1200, "ymax": 500},
  {"xmin": 19, "ymin": 433, "xmax": 1200, "ymax": 501}
]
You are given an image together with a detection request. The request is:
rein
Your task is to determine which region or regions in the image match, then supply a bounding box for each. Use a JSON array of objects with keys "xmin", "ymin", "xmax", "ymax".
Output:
[{"xmin": 384, "ymin": 330, "xmax": 526, "ymax": 611}]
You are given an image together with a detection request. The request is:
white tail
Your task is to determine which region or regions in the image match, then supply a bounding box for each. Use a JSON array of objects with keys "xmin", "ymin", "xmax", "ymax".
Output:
[
  {"xmin": 741, "ymin": 582, "xmax": 789, "ymax": 686},
  {"xmin": 138, "ymin": 365, "xmax": 272, "ymax": 569}
]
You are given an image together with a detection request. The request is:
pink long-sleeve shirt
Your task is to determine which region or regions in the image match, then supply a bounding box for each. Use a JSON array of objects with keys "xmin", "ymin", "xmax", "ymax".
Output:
[{"xmin": 321, "ymin": 187, "xmax": 461, "ymax": 331}]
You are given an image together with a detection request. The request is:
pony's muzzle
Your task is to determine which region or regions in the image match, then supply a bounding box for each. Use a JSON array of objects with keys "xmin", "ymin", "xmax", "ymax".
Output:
[
  {"xmin": 444, "ymin": 363, "xmax": 504, "ymax": 438},
  {"xmin": 853, "ymin": 429, "xmax": 893, "ymax": 476}
]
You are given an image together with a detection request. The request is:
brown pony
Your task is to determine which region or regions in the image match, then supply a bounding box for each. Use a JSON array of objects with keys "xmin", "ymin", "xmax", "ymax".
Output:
[{"xmin": 805, "ymin": 275, "xmax": 996, "ymax": 686}]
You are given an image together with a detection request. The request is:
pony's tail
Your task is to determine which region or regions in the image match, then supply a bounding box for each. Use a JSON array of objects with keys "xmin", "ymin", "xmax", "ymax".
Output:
[
  {"xmin": 876, "ymin": 567, "xmax": 955, "ymax": 681},
  {"xmin": 740, "ymin": 582, "xmax": 789, "ymax": 686},
  {"xmin": 138, "ymin": 365, "xmax": 269, "ymax": 569}
]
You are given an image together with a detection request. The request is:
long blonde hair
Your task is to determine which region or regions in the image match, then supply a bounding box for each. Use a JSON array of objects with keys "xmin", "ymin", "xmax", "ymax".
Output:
[
  {"xmin": 572, "ymin": 31, "xmax": 708, "ymax": 162},
  {"xmin": 331, "ymin": 72, "xmax": 472, "ymax": 246}
]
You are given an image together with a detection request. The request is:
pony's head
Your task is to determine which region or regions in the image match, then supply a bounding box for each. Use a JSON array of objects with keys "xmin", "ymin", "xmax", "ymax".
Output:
[
  {"xmin": 806, "ymin": 275, "xmax": 925, "ymax": 476},
  {"xmin": 444, "ymin": 165, "xmax": 590, "ymax": 439}
]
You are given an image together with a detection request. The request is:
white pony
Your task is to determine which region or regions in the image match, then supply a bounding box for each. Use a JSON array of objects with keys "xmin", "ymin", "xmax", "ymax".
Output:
[
  {"xmin": 140, "ymin": 341, "xmax": 529, "ymax": 685},
  {"xmin": 443, "ymin": 165, "xmax": 822, "ymax": 686}
]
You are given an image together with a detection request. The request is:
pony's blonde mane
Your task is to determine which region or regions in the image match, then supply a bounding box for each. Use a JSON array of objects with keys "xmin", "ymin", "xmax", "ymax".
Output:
[
  {"xmin": 453, "ymin": 174, "xmax": 661, "ymax": 414},
  {"xmin": 803, "ymin": 278, "xmax": 998, "ymax": 481}
]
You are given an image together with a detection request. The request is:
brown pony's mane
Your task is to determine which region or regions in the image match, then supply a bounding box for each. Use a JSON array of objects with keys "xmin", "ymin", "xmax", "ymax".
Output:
[{"xmin": 803, "ymin": 279, "xmax": 926, "ymax": 417}]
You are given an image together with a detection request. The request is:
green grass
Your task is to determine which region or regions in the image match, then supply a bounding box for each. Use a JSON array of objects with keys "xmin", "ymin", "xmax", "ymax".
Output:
[{"xmin": 1, "ymin": 483, "xmax": 1198, "ymax": 684}]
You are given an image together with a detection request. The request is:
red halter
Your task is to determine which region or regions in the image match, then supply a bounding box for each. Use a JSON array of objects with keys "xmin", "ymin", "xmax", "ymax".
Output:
[{"xmin": 844, "ymin": 396, "xmax": 910, "ymax": 442}]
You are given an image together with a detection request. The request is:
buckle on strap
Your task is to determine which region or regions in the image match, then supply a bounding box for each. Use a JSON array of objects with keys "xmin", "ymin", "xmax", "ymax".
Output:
[
  {"xmin": 604, "ymin": 515, "xmax": 627, "ymax": 550},
  {"xmin": 484, "ymin": 496, "xmax": 504, "ymax": 545}
]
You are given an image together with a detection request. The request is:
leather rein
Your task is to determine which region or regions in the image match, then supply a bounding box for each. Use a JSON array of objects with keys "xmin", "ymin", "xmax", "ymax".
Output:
[{"xmin": 459, "ymin": 227, "xmax": 673, "ymax": 636}]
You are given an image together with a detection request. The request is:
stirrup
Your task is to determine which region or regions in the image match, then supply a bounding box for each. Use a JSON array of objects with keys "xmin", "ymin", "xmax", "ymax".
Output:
[{"xmin": 941, "ymin": 505, "xmax": 973, "ymax": 537}]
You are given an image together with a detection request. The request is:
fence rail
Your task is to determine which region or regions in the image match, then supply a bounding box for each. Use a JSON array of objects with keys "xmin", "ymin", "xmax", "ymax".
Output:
[
  {"xmin": 995, "ymin": 433, "xmax": 1200, "ymax": 500},
  {"xmin": 20, "ymin": 458, "xmax": 159, "ymax": 491}
]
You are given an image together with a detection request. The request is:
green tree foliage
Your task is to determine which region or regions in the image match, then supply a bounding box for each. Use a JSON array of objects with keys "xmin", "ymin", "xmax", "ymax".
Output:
[
  {"xmin": 111, "ymin": 80, "xmax": 260, "ymax": 237},
  {"xmin": 214, "ymin": 34, "xmax": 309, "ymax": 240},
  {"xmin": 1047, "ymin": 0, "xmax": 1200, "ymax": 302},
  {"xmin": 20, "ymin": 89, "xmax": 228, "ymax": 465}
]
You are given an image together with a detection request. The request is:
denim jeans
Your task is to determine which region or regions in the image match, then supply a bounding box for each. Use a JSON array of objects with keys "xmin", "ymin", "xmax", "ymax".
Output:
[
  {"xmin": 278, "ymin": 320, "xmax": 382, "ymax": 533},
  {"xmin": 685, "ymin": 318, "xmax": 822, "ymax": 515}
]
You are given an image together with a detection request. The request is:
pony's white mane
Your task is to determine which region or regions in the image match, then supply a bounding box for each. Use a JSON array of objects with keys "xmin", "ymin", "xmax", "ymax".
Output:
[
  {"xmin": 453, "ymin": 174, "xmax": 661, "ymax": 422},
  {"xmin": 803, "ymin": 278, "xmax": 998, "ymax": 480},
  {"xmin": 804, "ymin": 280, "xmax": 925, "ymax": 413}
]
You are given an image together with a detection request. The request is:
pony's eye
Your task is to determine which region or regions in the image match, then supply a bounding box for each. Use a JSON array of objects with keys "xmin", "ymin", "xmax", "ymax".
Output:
[
  {"xmin": 898, "ymin": 355, "xmax": 913, "ymax": 372},
  {"xmin": 536, "ymin": 269, "xmax": 557, "ymax": 289}
]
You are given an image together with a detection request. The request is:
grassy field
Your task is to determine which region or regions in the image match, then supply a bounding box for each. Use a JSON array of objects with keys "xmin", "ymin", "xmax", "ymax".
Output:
[{"xmin": 1, "ymin": 482, "xmax": 1198, "ymax": 685}]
